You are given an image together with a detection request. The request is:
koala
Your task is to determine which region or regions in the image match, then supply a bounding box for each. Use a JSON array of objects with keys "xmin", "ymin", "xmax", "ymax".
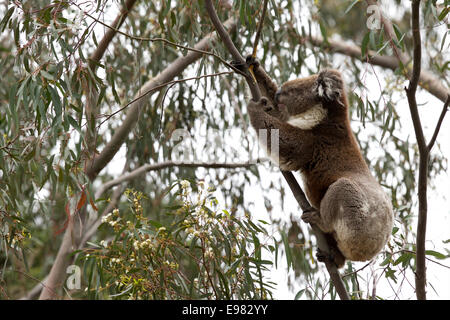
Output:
[{"xmin": 240, "ymin": 57, "xmax": 393, "ymax": 268}]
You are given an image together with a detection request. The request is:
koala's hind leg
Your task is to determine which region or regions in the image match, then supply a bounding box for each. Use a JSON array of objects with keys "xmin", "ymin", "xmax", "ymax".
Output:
[
  {"xmin": 319, "ymin": 177, "xmax": 373, "ymax": 261},
  {"xmin": 301, "ymin": 209, "xmax": 346, "ymax": 268}
]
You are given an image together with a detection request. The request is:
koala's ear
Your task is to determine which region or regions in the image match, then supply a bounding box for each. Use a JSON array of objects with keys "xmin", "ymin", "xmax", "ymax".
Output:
[{"xmin": 316, "ymin": 70, "xmax": 345, "ymax": 106}]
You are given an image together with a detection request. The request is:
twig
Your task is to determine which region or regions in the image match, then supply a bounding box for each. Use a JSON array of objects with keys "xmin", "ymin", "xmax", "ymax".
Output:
[
  {"xmin": 342, "ymin": 261, "xmax": 373, "ymax": 279},
  {"xmin": 204, "ymin": 0, "xmax": 350, "ymax": 300},
  {"xmin": 85, "ymin": 18, "xmax": 237, "ymax": 180},
  {"xmin": 96, "ymin": 71, "xmax": 233, "ymax": 128},
  {"xmin": 70, "ymin": 1, "xmax": 245, "ymax": 77},
  {"xmin": 95, "ymin": 160, "xmax": 260, "ymax": 199},
  {"xmin": 363, "ymin": 0, "xmax": 449, "ymax": 103},
  {"xmin": 204, "ymin": 0, "xmax": 260, "ymax": 100},
  {"xmin": 427, "ymin": 95, "xmax": 450, "ymax": 152},
  {"xmin": 248, "ymin": 0, "xmax": 269, "ymax": 84},
  {"xmin": 251, "ymin": 0, "xmax": 269, "ymax": 58}
]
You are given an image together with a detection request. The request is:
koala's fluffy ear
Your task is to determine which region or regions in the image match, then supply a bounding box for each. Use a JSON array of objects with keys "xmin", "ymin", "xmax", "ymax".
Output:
[{"xmin": 316, "ymin": 70, "xmax": 345, "ymax": 107}]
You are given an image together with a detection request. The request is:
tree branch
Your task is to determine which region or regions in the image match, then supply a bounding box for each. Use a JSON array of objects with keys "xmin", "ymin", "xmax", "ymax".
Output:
[
  {"xmin": 427, "ymin": 95, "xmax": 450, "ymax": 152},
  {"xmin": 87, "ymin": 0, "xmax": 138, "ymax": 70},
  {"xmin": 204, "ymin": 0, "xmax": 350, "ymax": 300},
  {"xmin": 204, "ymin": 0, "xmax": 261, "ymax": 100},
  {"xmin": 403, "ymin": 0, "xmax": 427, "ymax": 300},
  {"xmin": 95, "ymin": 160, "xmax": 261, "ymax": 199},
  {"xmin": 300, "ymin": 34, "xmax": 449, "ymax": 103},
  {"xmin": 85, "ymin": 18, "xmax": 237, "ymax": 180}
]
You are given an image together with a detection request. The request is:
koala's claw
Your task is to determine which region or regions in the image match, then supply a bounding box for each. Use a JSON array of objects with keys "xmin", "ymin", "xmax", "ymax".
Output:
[
  {"xmin": 260, "ymin": 97, "xmax": 268, "ymax": 106},
  {"xmin": 315, "ymin": 248, "xmax": 327, "ymax": 263},
  {"xmin": 301, "ymin": 209, "xmax": 321, "ymax": 225},
  {"xmin": 230, "ymin": 60, "xmax": 246, "ymax": 72},
  {"xmin": 316, "ymin": 247, "xmax": 346, "ymax": 268},
  {"xmin": 245, "ymin": 55, "xmax": 260, "ymax": 68},
  {"xmin": 316, "ymin": 248, "xmax": 335, "ymax": 264}
]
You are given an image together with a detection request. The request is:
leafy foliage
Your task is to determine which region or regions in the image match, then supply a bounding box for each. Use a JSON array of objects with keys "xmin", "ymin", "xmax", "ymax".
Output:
[
  {"xmin": 78, "ymin": 182, "xmax": 277, "ymax": 299},
  {"xmin": 0, "ymin": 0, "xmax": 448, "ymax": 300}
]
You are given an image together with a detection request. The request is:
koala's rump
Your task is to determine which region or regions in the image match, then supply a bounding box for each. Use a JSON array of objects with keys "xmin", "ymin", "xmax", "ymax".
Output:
[{"xmin": 320, "ymin": 176, "xmax": 393, "ymax": 262}]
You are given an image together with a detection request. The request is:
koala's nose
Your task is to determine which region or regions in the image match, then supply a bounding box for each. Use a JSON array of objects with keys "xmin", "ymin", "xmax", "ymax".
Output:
[{"xmin": 274, "ymin": 89, "xmax": 282, "ymax": 104}]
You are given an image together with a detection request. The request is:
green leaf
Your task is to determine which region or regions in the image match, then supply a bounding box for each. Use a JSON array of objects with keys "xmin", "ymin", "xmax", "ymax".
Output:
[
  {"xmin": 361, "ymin": 31, "xmax": 371, "ymax": 58},
  {"xmin": 440, "ymin": 30, "xmax": 448, "ymax": 52},
  {"xmin": 379, "ymin": 254, "xmax": 392, "ymax": 266},
  {"xmin": 438, "ymin": 7, "xmax": 449, "ymax": 21},
  {"xmin": 425, "ymin": 250, "xmax": 448, "ymax": 260},
  {"xmin": 319, "ymin": 21, "xmax": 328, "ymax": 44},
  {"xmin": 48, "ymin": 86, "xmax": 62, "ymax": 116},
  {"xmin": 239, "ymin": 0, "xmax": 246, "ymax": 25},
  {"xmin": 281, "ymin": 231, "xmax": 293, "ymax": 270},
  {"xmin": 294, "ymin": 289, "xmax": 305, "ymax": 300},
  {"xmin": 67, "ymin": 115, "xmax": 81, "ymax": 133},
  {"xmin": 40, "ymin": 70, "xmax": 55, "ymax": 81},
  {"xmin": 344, "ymin": 0, "xmax": 360, "ymax": 15},
  {"xmin": 148, "ymin": 220, "xmax": 163, "ymax": 229},
  {"xmin": 0, "ymin": 7, "xmax": 15, "ymax": 32}
]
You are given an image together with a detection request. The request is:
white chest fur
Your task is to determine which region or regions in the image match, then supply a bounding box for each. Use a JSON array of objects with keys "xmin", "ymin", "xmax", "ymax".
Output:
[{"xmin": 287, "ymin": 104, "xmax": 327, "ymax": 130}]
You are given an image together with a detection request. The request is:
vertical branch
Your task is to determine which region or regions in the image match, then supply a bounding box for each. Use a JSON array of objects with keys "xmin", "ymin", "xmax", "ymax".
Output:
[
  {"xmin": 405, "ymin": 0, "xmax": 426, "ymax": 300},
  {"xmin": 366, "ymin": 0, "xmax": 448, "ymax": 300},
  {"xmin": 204, "ymin": 0, "xmax": 350, "ymax": 300},
  {"xmin": 204, "ymin": 0, "xmax": 261, "ymax": 100}
]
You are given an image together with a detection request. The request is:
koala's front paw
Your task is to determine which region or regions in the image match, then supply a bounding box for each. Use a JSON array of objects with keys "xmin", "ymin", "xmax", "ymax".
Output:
[
  {"xmin": 230, "ymin": 60, "xmax": 247, "ymax": 72},
  {"xmin": 316, "ymin": 69, "xmax": 343, "ymax": 103},
  {"xmin": 245, "ymin": 55, "xmax": 260, "ymax": 68},
  {"xmin": 316, "ymin": 247, "xmax": 346, "ymax": 268},
  {"xmin": 248, "ymin": 97, "xmax": 271, "ymax": 111},
  {"xmin": 230, "ymin": 55, "xmax": 260, "ymax": 72}
]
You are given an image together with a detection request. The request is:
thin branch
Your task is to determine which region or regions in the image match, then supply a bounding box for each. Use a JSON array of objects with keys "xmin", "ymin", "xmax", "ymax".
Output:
[
  {"xmin": 85, "ymin": 18, "xmax": 237, "ymax": 180},
  {"xmin": 95, "ymin": 160, "xmax": 260, "ymax": 199},
  {"xmin": 204, "ymin": 0, "xmax": 350, "ymax": 300},
  {"xmin": 282, "ymin": 171, "xmax": 350, "ymax": 300},
  {"xmin": 251, "ymin": 0, "xmax": 269, "ymax": 58},
  {"xmin": 342, "ymin": 261, "xmax": 373, "ymax": 279},
  {"xmin": 301, "ymin": 34, "xmax": 449, "ymax": 103},
  {"xmin": 87, "ymin": 0, "xmax": 138, "ymax": 69},
  {"xmin": 204, "ymin": 0, "xmax": 260, "ymax": 100},
  {"xmin": 70, "ymin": 1, "xmax": 244, "ymax": 77},
  {"xmin": 96, "ymin": 71, "xmax": 233, "ymax": 128},
  {"xmin": 427, "ymin": 95, "xmax": 450, "ymax": 152}
]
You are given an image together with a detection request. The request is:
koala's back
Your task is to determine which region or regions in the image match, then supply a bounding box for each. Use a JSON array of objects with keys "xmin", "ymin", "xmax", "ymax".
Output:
[{"xmin": 301, "ymin": 121, "xmax": 370, "ymax": 209}]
